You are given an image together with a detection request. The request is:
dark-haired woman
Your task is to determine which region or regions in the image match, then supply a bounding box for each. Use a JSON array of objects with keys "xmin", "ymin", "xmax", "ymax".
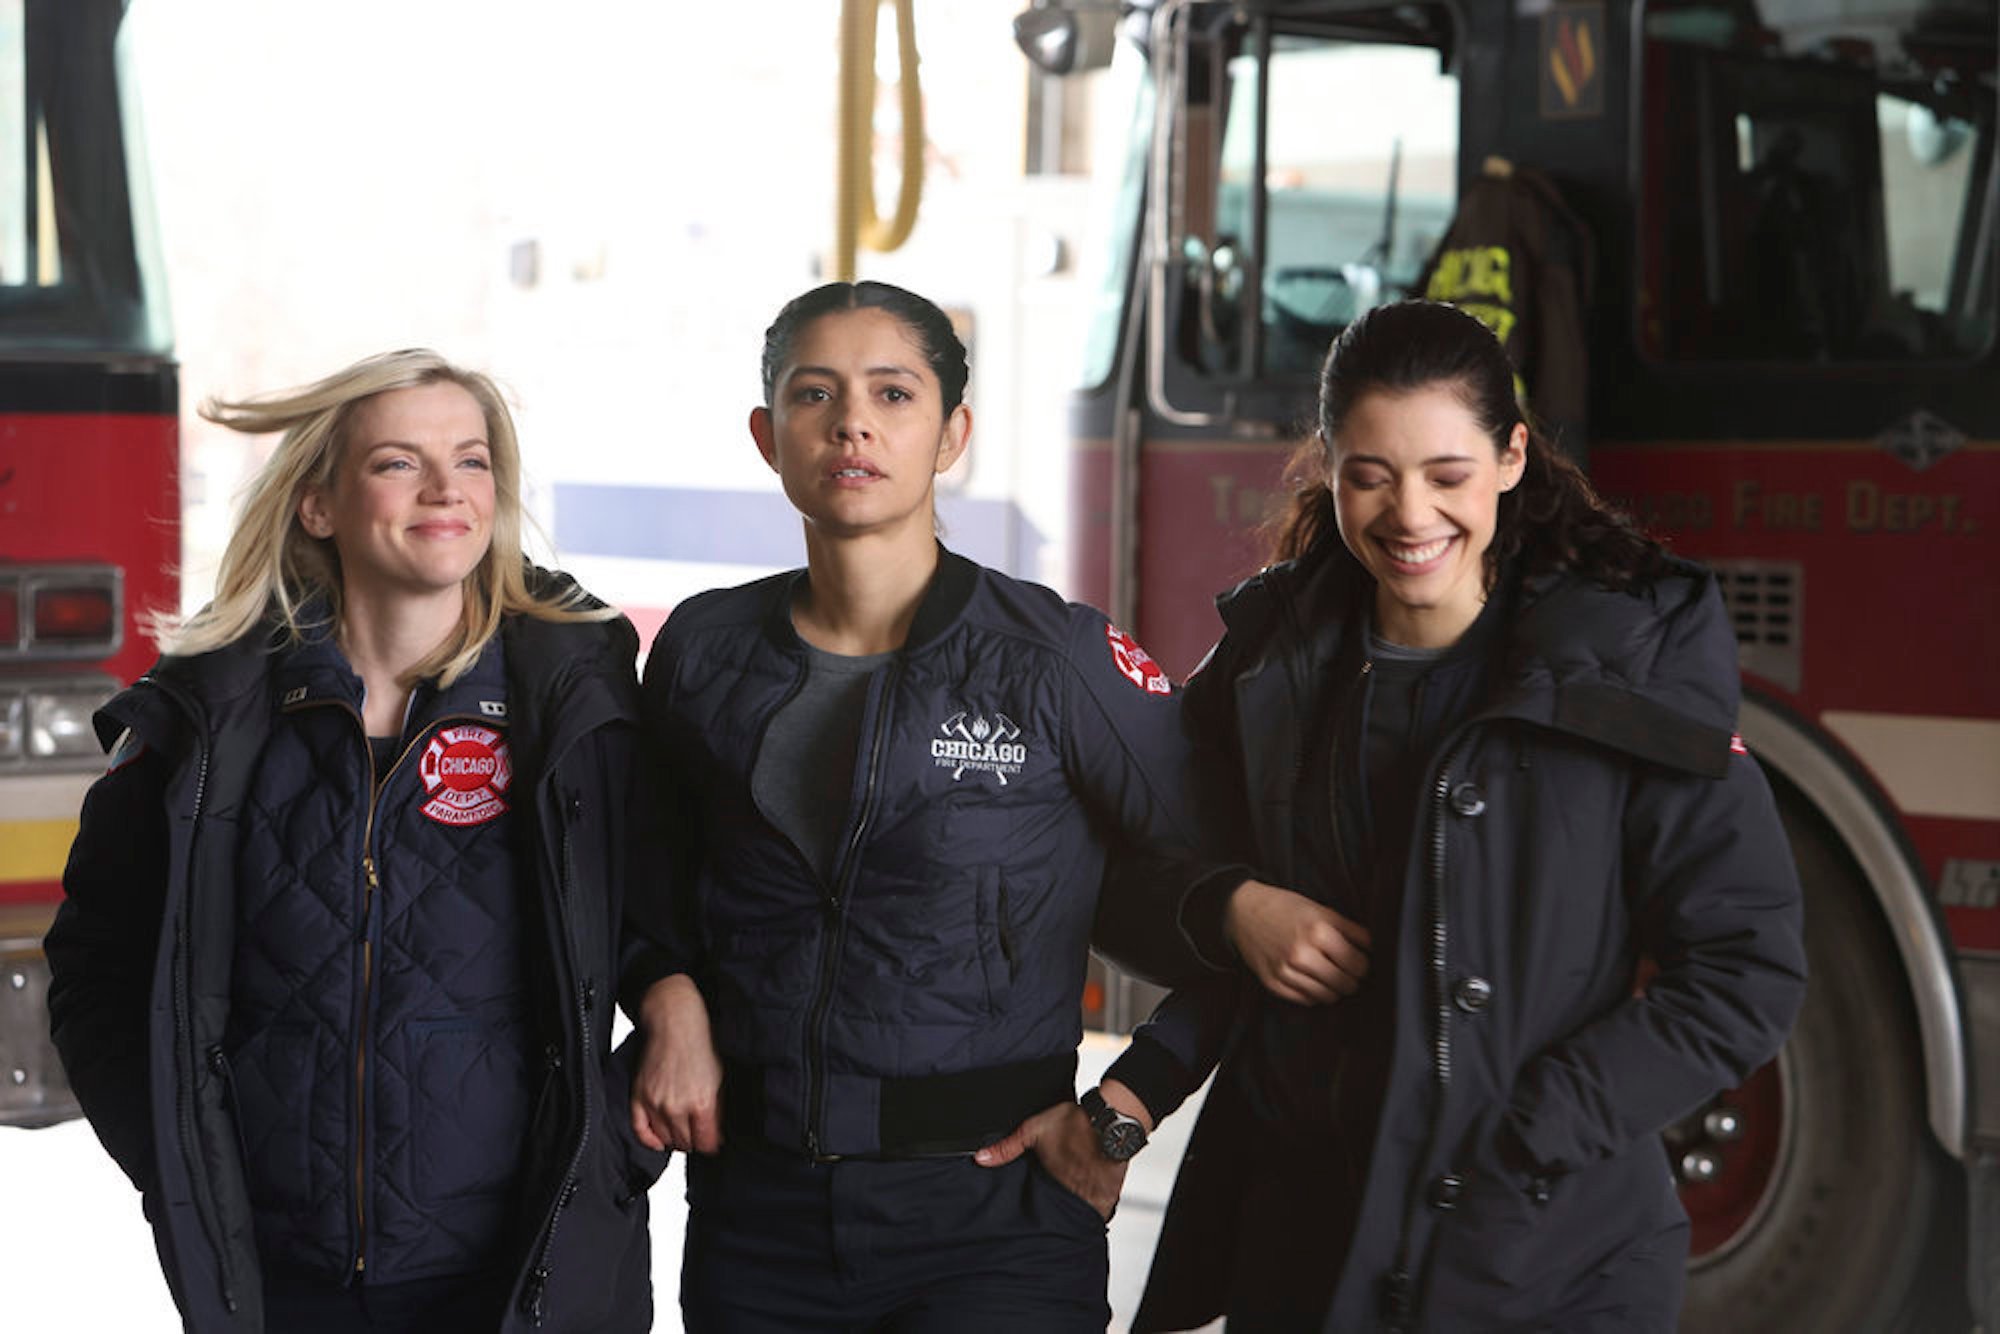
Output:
[
  {"xmin": 624, "ymin": 280, "xmax": 1219, "ymax": 1331},
  {"xmin": 1103, "ymin": 300, "xmax": 1807, "ymax": 1332}
]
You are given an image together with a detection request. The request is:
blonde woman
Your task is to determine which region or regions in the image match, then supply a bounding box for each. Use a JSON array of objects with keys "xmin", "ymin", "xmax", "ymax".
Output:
[{"xmin": 46, "ymin": 351, "xmax": 666, "ymax": 1333}]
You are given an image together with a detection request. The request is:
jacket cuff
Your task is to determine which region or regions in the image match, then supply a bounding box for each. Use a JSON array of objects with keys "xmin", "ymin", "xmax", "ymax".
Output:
[
  {"xmin": 1179, "ymin": 865, "xmax": 1253, "ymax": 970},
  {"xmin": 1104, "ymin": 1034, "xmax": 1202, "ymax": 1126},
  {"xmin": 615, "ymin": 944, "xmax": 687, "ymax": 1020}
]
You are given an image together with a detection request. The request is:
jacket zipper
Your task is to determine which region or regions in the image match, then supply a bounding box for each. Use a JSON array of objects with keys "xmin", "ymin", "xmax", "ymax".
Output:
[
  {"xmin": 178, "ymin": 738, "xmax": 243, "ymax": 1313},
  {"xmin": 348, "ymin": 708, "xmax": 415, "ymax": 1277},
  {"xmin": 520, "ymin": 666, "xmax": 628, "ymax": 1324},
  {"xmin": 1273, "ymin": 589, "xmax": 1317, "ymax": 802},
  {"xmin": 1324, "ymin": 659, "xmax": 1373, "ymax": 897},
  {"xmin": 289, "ymin": 698, "xmax": 471, "ymax": 1278},
  {"xmin": 1384, "ymin": 733, "xmax": 1471, "ymax": 1330},
  {"xmin": 521, "ymin": 795, "xmax": 589, "ymax": 1326},
  {"xmin": 804, "ymin": 660, "xmax": 901, "ymax": 1160},
  {"xmin": 140, "ymin": 674, "xmax": 241, "ymax": 1315}
]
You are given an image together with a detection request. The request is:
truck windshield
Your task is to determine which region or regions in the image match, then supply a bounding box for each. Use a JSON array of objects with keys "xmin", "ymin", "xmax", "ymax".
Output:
[
  {"xmin": 1077, "ymin": 37, "xmax": 1153, "ymax": 390},
  {"xmin": 0, "ymin": 0, "xmax": 169, "ymax": 358},
  {"xmin": 1638, "ymin": 2, "xmax": 1995, "ymax": 363},
  {"xmin": 1217, "ymin": 35, "xmax": 1457, "ymax": 375}
]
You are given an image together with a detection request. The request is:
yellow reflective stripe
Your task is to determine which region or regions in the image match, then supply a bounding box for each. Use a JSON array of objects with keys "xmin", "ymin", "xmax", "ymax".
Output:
[{"xmin": 0, "ymin": 819, "xmax": 79, "ymax": 882}]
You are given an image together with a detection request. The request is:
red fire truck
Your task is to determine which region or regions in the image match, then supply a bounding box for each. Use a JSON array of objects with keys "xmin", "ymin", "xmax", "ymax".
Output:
[
  {"xmin": 0, "ymin": 0, "xmax": 177, "ymax": 1128},
  {"xmin": 1019, "ymin": 0, "xmax": 1997, "ymax": 1327}
]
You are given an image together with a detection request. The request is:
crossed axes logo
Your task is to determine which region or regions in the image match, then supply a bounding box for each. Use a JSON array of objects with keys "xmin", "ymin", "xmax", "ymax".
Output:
[{"xmin": 933, "ymin": 711, "xmax": 1026, "ymax": 785}]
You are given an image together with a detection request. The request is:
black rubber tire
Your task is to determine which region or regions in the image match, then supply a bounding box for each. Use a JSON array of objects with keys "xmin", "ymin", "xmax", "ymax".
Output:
[{"xmin": 1678, "ymin": 796, "xmax": 1966, "ymax": 1332}]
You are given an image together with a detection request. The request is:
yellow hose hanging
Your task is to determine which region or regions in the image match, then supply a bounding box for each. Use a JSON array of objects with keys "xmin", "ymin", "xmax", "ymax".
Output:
[{"xmin": 835, "ymin": 0, "xmax": 924, "ymax": 282}]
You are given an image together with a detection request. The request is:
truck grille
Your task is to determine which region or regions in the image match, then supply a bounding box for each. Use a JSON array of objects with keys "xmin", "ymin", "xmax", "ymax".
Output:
[{"xmin": 1712, "ymin": 560, "xmax": 1802, "ymax": 694}]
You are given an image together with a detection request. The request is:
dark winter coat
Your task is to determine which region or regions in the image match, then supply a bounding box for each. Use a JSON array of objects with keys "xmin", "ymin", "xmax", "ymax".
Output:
[
  {"xmin": 633, "ymin": 548, "xmax": 1216, "ymax": 1160},
  {"xmin": 45, "ymin": 574, "xmax": 667, "ymax": 1333},
  {"xmin": 1115, "ymin": 552, "xmax": 1807, "ymax": 1333}
]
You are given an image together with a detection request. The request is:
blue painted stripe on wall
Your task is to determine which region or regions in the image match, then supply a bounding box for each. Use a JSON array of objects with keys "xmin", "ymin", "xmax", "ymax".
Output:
[{"xmin": 553, "ymin": 483, "xmax": 1045, "ymax": 577}]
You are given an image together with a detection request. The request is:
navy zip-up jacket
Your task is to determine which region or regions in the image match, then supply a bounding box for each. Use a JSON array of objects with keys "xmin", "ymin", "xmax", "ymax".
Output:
[
  {"xmin": 47, "ymin": 573, "xmax": 669, "ymax": 1332},
  {"xmin": 221, "ymin": 622, "xmax": 533, "ymax": 1281},
  {"xmin": 635, "ymin": 548, "xmax": 1216, "ymax": 1159},
  {"xmin": 1112, "ymin": 553, "xmax": 1807, "ymax": 1333}
]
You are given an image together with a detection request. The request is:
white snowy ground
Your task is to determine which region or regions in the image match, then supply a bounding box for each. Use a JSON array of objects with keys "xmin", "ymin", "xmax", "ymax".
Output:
[{"xmin": 6, "ymin": 1033, "xmax": 1216, "ymax": 1333}]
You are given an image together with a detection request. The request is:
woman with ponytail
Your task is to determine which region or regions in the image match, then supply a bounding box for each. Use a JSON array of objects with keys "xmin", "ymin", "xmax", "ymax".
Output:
[{"xmin": 1099, "ymin": 301, "xmax": 1807, "ymax": 1331}]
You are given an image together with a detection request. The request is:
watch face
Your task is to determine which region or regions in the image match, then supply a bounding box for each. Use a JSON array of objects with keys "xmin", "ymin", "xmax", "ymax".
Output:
[{"xmin": 1101, "ymin": 1120, "xmax": 1146, "ymax": 1162}]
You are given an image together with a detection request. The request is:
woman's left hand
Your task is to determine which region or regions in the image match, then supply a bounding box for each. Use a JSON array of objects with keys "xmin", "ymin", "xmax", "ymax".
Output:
[
  {"xmin": 973, "ymin": 1081, "xmax": 1153, "ymax": 1220},
  {"xmin": 630, "ymin": 973, "xmax": 724, "ymax": 1155}
]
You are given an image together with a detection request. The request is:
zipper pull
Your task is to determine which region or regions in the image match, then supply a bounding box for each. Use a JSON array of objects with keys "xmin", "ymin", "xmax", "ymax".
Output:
[
  {"xmin": 363, "ymin": 856, "xmax": 380, "ymax": 889},
  {"xmin": 1380, "ymin": 1265, "xmax": 1413, "ymax": 1329},
  {"xmin": 522, "ymin": 1266, "xmax": 548, "ymax": 1325}
]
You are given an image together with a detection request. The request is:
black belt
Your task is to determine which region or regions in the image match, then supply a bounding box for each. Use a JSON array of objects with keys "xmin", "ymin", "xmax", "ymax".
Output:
[{"xmin": 723, "ymin": 1052, "xmax": 1079, "ymax": 1158}]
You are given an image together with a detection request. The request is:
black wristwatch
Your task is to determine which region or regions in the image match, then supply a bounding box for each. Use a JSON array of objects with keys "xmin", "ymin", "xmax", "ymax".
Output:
[{"xmin": 1080, "ymin": 1085, "xmax": 1148, "ymax": 1162}]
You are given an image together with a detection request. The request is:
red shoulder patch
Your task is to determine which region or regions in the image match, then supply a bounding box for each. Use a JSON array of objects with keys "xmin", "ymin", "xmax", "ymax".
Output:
[
  {"xmin": 1105, "ymin": 623, "xmax": 1172, "ymax": 696},
  {"xmin": 1730, "ymin": 732, "xmax": 1749, "ymax": 756},
  {"xmin": 417, "ymin": 724, "xmax": 512, "ymax": 826}
]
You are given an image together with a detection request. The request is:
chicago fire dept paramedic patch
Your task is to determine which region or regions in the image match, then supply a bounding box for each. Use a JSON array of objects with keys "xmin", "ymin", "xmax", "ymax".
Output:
[
  {"xmin": 1105, "ymin": 623, "xmax": 1172, "ymax": 695},
  {"xmin": 417, "ymin": 724, "xmax": 512, "ymax": 826}
]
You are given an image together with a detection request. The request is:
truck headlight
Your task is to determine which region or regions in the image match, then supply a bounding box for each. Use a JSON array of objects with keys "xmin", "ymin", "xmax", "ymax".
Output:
[{"xmin": 26, "ymin": 687, "xmax": 106, "ymax": 760}]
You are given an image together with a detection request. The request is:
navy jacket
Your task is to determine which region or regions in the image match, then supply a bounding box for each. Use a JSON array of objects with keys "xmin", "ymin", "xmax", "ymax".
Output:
[
  {"xmin": 46, "ymin": 573, "xmax": 667, "ymax": 1332},
  {"xmin": 636, "ymin": 549, "xmax": 1214, "ymax": 1159},
  {"xmin": 1112, "ymin": 553, "xmax": 1808, "ymax": 1333}
]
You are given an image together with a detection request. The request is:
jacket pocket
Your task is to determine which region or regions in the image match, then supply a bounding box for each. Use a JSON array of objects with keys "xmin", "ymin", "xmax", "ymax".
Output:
[
  {"xmin": 224, "ymin": 1023, "xmax": 317, "ymax": 1211},
  {"xmin": 407, "ymin": 1018, "xmax": 532, "ymax": 1203},
  {"xmin": 976, "ymin": 867, "xmax": 1018, "ymax": 1013}
]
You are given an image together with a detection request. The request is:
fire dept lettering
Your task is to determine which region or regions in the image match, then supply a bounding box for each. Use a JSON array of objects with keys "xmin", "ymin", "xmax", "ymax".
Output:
[
  {"xmin": 418, "ymin": 724, "xmax": 511, "ymax": 826},
  {"xmin": 1106, "ymin": 624, "xmax": 1172, "ymax": 695},
  {"xmin": 933, "ymin": 711, "xmax": 1027, "ymax": 785}
]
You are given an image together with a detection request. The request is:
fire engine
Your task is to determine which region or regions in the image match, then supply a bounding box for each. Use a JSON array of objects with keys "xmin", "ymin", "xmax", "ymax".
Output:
[
  {"xmin": 1016, "ymin": 0, "xmax": 1997, "ymax": 1328},
  {"xmin": 0, "ymin": 0, "xmax": 177, "ymax": 1128}
]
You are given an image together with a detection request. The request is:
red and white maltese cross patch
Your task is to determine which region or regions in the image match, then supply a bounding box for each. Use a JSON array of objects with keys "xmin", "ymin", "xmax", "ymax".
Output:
[
  {"xmin": 417, "ymin": 724, "xmax": 512, "ymax": 826},
  {"xmin": 1105, "ymin": 623, "xmax": 1172, "ymax": 695}
]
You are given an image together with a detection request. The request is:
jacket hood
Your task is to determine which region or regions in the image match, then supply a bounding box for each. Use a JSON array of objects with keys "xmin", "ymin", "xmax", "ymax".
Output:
[
  {"xmin": 1215, "ymin": 550, "xmax": 1740, "ymax": 777},
  {"xmin": 106, "ymin": 566, "xmax": 640, "ymax": 752},
  {"xmin": 1504, "ymin": 559, "xmax": 1740, "ymax": 774}
]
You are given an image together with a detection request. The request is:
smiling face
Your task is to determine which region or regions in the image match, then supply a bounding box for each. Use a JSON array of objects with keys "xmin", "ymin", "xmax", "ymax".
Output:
[
  {"xmin": 1329, "ymin": 383, "xmax": 1526, "ymax": 648},
  {"xmin": 750, "ymin": 307, "xmax": 970, "ymax": 546},
  {"xmin": 297, "ymin": 380, "xmax": 497, "ymax": 613}
]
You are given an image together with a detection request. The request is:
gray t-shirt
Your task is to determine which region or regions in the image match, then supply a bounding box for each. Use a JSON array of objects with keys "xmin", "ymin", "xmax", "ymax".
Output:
[{"xmin": 751, "ymin": 643, "xmax": 895, "ymax": 883}]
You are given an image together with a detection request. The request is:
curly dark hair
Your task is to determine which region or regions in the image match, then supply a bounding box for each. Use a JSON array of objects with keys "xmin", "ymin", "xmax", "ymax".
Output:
[{"xmin": 1266, "ymin": 300, "xmax": 1666, "ymax": 589}]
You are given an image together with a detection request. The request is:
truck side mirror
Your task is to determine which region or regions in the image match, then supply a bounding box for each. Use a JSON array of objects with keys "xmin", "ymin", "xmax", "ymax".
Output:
[{"xmin": 1013, "ymin": 4, "xmax": 1120, "ymax": 75}]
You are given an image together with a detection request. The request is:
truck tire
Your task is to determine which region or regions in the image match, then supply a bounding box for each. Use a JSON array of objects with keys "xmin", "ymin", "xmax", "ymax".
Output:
[{"xmin": 1677, "ymin": 798, "xmax": 1966, "ymax": 1332}]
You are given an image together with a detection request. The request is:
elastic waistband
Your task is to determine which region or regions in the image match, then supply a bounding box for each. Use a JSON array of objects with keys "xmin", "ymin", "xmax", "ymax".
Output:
[{"xmin": 724, "ymin": 1052, "xmax": 1079, "ymax": 1159}]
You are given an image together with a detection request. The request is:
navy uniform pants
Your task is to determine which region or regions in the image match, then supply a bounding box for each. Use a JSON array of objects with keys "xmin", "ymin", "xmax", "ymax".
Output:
[{"xmin": 681, "ymin": 1140, "xmax": 1111, "ymax": 1332}]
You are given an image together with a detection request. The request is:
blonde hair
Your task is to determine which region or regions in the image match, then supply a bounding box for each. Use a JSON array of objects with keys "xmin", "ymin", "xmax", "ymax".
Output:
[{"xmin": 158, "ymin": 348, "xmax": 609, "ymax": 685}]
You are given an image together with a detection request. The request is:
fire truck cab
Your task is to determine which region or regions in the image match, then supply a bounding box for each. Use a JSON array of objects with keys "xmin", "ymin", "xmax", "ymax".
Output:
[
  {"xmin": 0, "ymin": 0, "xmax": 178, "ymax": 1130},
  {"xmin": 1022, "ymin": 0, "xmax": 1998, "ymax": 1327}
]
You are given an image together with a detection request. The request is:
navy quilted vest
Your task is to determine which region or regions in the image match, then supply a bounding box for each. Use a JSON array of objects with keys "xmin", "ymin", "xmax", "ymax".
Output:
[{"xmin": 223, "ymin": 633, "xmax": 535, "ymax": 1283}]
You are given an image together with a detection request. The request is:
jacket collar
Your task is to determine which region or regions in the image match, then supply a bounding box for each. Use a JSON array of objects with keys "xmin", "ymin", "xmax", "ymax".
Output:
[
  {"xmin": 1217, "ymin": 546, "xmax": 1736, "ymax": 777},
  {"xmin": 271, "ymin": 614, "xmax": 510, "ymax": 736},
  {"xmin": 756, "ymin": 544, "xmax": 980, "ymax": 657}
]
